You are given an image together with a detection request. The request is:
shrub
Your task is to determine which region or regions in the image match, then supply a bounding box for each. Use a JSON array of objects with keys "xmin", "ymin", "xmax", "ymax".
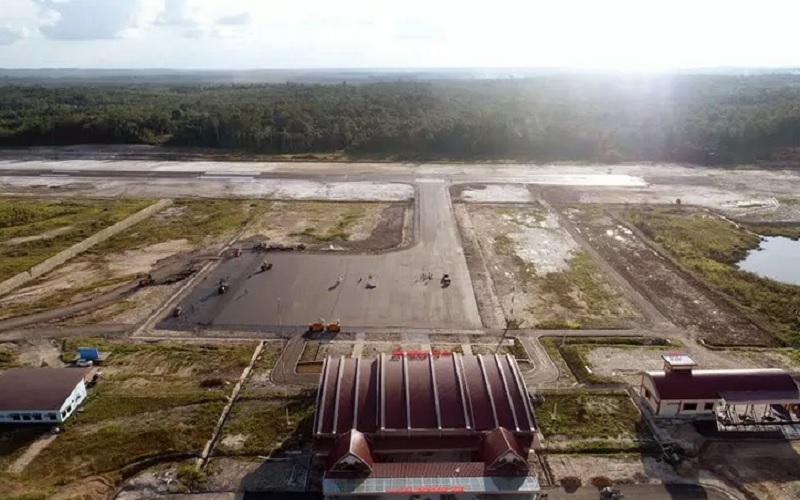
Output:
[{"xmin": 560, "ymin": 476, "xmax": 582, "ymax": 492}]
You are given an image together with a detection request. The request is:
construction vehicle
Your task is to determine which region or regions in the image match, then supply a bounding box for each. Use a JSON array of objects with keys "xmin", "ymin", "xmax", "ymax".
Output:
[
  {"xmin": 600, "ymin": 487, "xmax": 623, "ymax": 499},
  {"xmin": 138, "ymin": 273, "xmax": 155, "ymax": 287},
  {"xmin": 261, "ymin": 261, "xmax": 273, "ymax": 272},
  {"xmin": 440, "ymin": 273, "xmax": 451, "ymax": 287},
  {"xmin": 326, "ymin": 320, "xmax": 341, "ymax": 333},
  {"xmin": 308, "ymin": 318, "xmax": 326, "ymax": 333},
  {"xmin": 217, "ymin": 279, "xmax": 229, "ymax": 295}
]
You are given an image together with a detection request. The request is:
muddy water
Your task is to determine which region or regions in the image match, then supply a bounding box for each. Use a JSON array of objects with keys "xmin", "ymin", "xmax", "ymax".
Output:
[{"xmin": 737, "ymin": 236, "xmax": 800, "ymax": 285}]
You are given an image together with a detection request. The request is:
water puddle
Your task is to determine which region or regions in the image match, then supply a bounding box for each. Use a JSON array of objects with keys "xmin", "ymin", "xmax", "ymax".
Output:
[{"xmin": 737, "ymin": 236, "xmax": 800, "ymax": 285}]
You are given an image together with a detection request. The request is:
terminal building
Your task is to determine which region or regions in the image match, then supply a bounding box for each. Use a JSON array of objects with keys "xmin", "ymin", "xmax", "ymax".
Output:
[
  {"xmin": 640, "ymin": 354, "xmax": 800, "ymax": 431},
  {"xmin": 314, "ymin": 353, "xmax": 542, "ymax": 499}
]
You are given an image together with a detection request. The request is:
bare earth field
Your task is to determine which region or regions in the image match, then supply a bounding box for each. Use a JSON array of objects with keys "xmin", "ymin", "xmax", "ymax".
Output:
[
  {"xmin": 457, "ymin": 202, "xmax": 640, "ymax": 329},
  {"xmin": 565, "ymin": 206, "xmax": 774, "ymax": 346}
]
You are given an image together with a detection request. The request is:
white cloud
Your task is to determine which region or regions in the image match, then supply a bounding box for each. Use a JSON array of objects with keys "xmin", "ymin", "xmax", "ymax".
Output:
[
  {"xmin": 1, "ymin": 0, "xmax": 800, "ymax": 69},
  {"xmin": 0, "ymin": 26, "xmax": 28, "ymax": 46},
  {"xmin": 32, "ymin": 0, "xmax": 157, "ymax": 40},
  {"xmin": 158, "ymin": 0, "xmax": 200, "ymax": 26},
  {"xmin": 218, "ymin": 11, "xmax": 251, "ymax": 26}
]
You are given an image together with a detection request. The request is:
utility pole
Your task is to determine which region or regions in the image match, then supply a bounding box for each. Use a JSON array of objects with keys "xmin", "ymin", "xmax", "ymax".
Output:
[{"xmin": 495, "ymin": 287, "xmax": 518, "ymax": 354}]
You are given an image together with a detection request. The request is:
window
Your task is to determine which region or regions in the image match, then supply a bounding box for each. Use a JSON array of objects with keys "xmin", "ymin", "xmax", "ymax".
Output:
[
  {"xmin": 21, "ymin": 414, "xmax": 31, "ymax": 421},
  {"xmin": 644, "ymin": 388, "xmax": 652, "ymax": 399},
  {"xmin": 10, "ymin": 413, "xmax": 20, "ymax": 421},
  {"xmin": 33, "ymin": 413, "xmax": 42, "ymax": 421},
  {"xmin": 61, "ymin": 411, "xmax": 66, "ymax": 418},
  {"xmin": 683, "ymin": 403, "xmax": 698, "ymax": 411},
  {"xmin": 48, "ymin": 413, "xmax": 57, "ymax": 421},
  {"xmin": 704, "ymin": 402, "xmax": 714, "ymax": 411}
]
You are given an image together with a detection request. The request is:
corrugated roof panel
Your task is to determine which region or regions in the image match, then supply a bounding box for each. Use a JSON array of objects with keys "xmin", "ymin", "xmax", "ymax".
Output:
[
  {"xmin": 407, "ymin": 359, "xmax": 438, "ymax": 429},
  {"xmin": 383, "ymin": 355, "xmax": 407, "ymax": 429},
  {"xmin": 648, "ymin": 369, "xmax": 800, "ymax": 401},
  {"xmin": 497, "ymin": 355, "xmax": 530, "ymax": 431},
  {"xmin": 356, "ymin": 358, "xmax": 378, "ymax": 433},
  {"xmin": 335, "ymin": 358, "xmax": 358, "ymax": 434},
  {"xmin": 482, "ymin": 356, "xmax": 516, "ymax": 430},
  {"xmin": 319, "ymin": 357, "xmax": 340, "ymax": 434},
  {"xmin": 460, "ymin": 355, "xmax": 495, "ymax": 431},
  {"xmin": 433, "ymin": 356, "xmax": 467, "ymax": 429}
]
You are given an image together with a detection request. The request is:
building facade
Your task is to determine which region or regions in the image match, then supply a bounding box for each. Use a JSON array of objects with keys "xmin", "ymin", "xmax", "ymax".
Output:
[
  {"xmin": 0, "ymin": 368, "xmax": 90, "ymax": 424},
  {"xmin": 640, "ymin": 354, "xmax": 800, "ymax": 420}
]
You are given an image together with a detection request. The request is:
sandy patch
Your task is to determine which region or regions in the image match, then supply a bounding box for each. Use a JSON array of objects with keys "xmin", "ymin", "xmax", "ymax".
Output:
[
  {"xmin": 220, "ymin": 433, "xmax": 246, "ymax": 451},
  {"xmin": 0, "ymin": 261, "xmax": 104, "ymax": 311},
  {"xmin": 106, "ymin": 239, "xmax": 194, "ymax": 276},
  {"xmin": 4, "ymin": 226, "xmax": 73, "ymax": 245},
  {"xmin": 460, "ymin": 184, "xmax": 535, "ymax": 203}
]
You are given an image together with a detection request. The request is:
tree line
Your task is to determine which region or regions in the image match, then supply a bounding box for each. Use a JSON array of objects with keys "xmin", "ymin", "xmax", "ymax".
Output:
[{"xmin": 1, "ymin": 75, "xmax": 800, "ymax": 164}]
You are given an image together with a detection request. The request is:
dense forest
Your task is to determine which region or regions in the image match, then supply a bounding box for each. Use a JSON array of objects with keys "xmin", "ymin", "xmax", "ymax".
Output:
[{"xmin": 2, "ymin": 75, "xmax": 800, "ymax": 164}]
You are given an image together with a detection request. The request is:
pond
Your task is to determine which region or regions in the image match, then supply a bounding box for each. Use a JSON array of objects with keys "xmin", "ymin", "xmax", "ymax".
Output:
[{"xmin": 737, "ymin": 236, "xmax": 800, "ymax": 286}]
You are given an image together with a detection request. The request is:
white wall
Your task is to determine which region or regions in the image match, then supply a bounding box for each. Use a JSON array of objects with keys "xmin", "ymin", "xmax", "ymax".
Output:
[
  {"xmin": 59, "ymin": 380, "xmax": 88, "ymax": 422},
  {"xmin": 640, "ymin": 376, "xmax": 717, "ymax": 419},
  {"xmin": 0, "ymin": 380, "xmax": 86, "ymax": 424}
]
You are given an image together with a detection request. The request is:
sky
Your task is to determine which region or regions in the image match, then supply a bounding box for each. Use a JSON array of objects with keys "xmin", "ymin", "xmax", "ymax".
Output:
[{"xmin": 0, "ymin": 0, "xmax": 798, "ymax": 70}]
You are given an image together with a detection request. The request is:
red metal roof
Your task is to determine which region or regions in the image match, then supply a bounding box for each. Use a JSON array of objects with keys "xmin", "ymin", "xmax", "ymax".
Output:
[
  {"xmin": 325, "ymin": 430, "xmax": 373, "ymax": 472},
  {"xmin": 646, "ymin": 369, "xmax": 800, "ymax": 401},
  {"xmin": 0, "ymin": 368, "xmax": 90, "ymax": 411},
  {"xmin": 480, "ymin": 427, "xmax": 527, "ymax": 470},
  {"xmin": 314, "ymin": 354, "xmax": 536, "ymax": 437}
]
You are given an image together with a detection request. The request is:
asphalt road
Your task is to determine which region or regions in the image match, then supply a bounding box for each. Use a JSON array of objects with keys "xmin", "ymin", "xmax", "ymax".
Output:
[
  {"xmin": 160, "ymin": 181, "xmax": 482, "ymax": 331},
  {"xmin": 545, "ymin": 484, "xmax": 733, "ymax": 500}
]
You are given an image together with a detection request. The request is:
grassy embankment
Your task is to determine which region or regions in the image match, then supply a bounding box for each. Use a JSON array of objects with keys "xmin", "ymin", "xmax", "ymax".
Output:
[
  {"xmin": 541, "ymin": 337, "xmax": 674, "ymax": 385},
  {"xmin": 621, "ymin": 206, "xmax": 800, "ymax": 346},
  {"xmin": 0, "ymin": 198, "xmax": 154, "ymax": 282},
  {"xmin": 535, "ymin": 391, "xmax": 655, "ymax": 453}
]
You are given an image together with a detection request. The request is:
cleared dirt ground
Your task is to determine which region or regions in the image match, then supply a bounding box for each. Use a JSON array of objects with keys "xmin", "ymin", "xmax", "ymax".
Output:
[
  {"xmin": 701, "ymin": 441, "xmax": 800, "ymax": 500},
  {"xmin": 1, "ymin": 200, "xmax": 404, "ymax": 326},
  {"xmin": 458, "ymin": 203, "xmax": 640, "ymax": 329},
  {"xmin": 566, "ymin": 206, "xmax": 774, "ymax": 346},
  {"xmin": 242, "ymin": 201, "xmax": 410, "ymax": 252}
]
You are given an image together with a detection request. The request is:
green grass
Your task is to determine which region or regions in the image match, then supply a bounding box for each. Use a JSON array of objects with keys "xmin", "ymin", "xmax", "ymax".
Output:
[
  {"xmin": 535, "ymin": 391, "xmax": 652, "ymax": 452},
  {"xmin": 535, "ymin": 251, "xmax": 637, "ymax": 329},
  {"xmin": 0, "ymin": 198, "xmax": 154, "ymax": 281},
  {"xmin": 290, "ymin": 204, "xmax": 366, "ymax": 243},
  {"xmin": 744, "ymin": 224, "xmax": 800, "ymax": 240},
  {"xmin": 218, "ymin": 391, "xmax": 316, "ymax": 455},
  {"xmin": 0, "ymin": 340, "xmax": 256, "ymax": 498},
  {"xmin": 90, "ymin": 199, "xmax": 267, "ymax": 254},
  {"xmin": 621, "ymin": 206, "xmax": 800, "ymax": 345}
]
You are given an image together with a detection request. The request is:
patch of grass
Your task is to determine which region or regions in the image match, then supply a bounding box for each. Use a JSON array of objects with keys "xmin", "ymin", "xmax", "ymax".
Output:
[
  {"xmin": 536, "ymin": 251, "xmax": 637, "ymax": 328},
  {"xmin": 176, "ymin": 462, "xmax": 209, "ymax": 492},
  {"xmin": 622, "ymin": 207, "xmax": 800, "ymax": 345},
  {"xmin": 299, "ymin": 342, "xmax": 321, "ymax": 363},
  {"xmin": 0, "ymin": 273, "xmax": 135, "ymax": 320},
  {"xmin": 290, "ymin": 205, "xmax": 365, "ymax": 243},
  {"xmin": 493, "ymin": 234, "xmax": 537, "ymax": 283},
  {"xmin": 0, "ymin": 198, "xmax": 154, "ymax": 281},
  {"xmin": 494, "ymin": 205, "xmax": 547, "ymax": 227},
  {"xmin": 745, "ymin": 224, "xmax": 800, "ymax": 240},
  {"xmin": 536, "ymin": 392, "xmax": 649, "ymax": 444},
  {"xmin": 542, "ymin": 337, "xmax": 677, "ymax": 385},
  {"xmin": 91, "ymin": 199, "xmax": 267, "ymax": 255},
  {"xmin": 0, "ymin": 346, "xmax": 17, "ymax": 368},
  {"xmin": 218, "ymin": 391, "xmax": 316, "ymax": 455}
]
